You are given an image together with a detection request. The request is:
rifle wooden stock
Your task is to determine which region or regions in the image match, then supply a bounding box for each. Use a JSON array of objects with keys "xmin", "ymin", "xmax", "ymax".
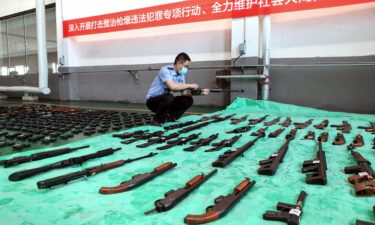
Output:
[
  {"xmin": 184, "ymin": 178, "xmax": 255, "ymax": 224},
  {"xmin": 314, "ymin": 120, "xmax": 329, "ymax": 129},
  {"xmin": 249, "ymin": 115, "xmax": 268, "ymax": 125},
  {"xmin": 264, "ymin": 117, "xmax": 281, "ymax": 126},
  {"xmin": 99, "ymin": 162, "xmax": 176, "ymax": 194},
  {"xmin": 280, "ymin": 117, "xmax": 292, "ymax": 127},
  {"xmin": 318, "ymin": 132, "xmax": 329, "ymax": 142},
  {"xmin": 268, "ymin": 128, "xmax": 285, "ymax": 138},
  {"xmin": 332, "ymin": 133, "xmax": 346, "ymax": 145}
]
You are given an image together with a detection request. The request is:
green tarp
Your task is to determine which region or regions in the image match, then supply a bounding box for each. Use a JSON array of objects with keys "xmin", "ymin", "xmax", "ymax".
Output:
[{"xmin": 0, "ymin": 98, "xmax": 374, "ymax": 225}]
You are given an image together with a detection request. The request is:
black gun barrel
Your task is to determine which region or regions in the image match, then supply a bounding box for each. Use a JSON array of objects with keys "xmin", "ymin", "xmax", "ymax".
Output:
[
  {"xmin": 0, "ymin": 145, "xmax": 90, "ymax": 168},
  {"xmin": 9, "ymin": 147, "xmax": 121, "ymax": 181}
]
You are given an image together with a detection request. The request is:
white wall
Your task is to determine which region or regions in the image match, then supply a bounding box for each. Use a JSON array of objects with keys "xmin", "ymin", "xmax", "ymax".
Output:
[
  {"xmin": 271, "ymin": 2, "xmax": 375, "ymax": 58},
  {"xmin": 0, "ymin": 0, "xmax": 55, "ymax": 17}
]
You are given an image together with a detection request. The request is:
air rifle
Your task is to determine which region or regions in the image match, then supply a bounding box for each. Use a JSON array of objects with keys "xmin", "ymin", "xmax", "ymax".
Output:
[
  {"xmin": 249, "ymin": 115, "xmax": 268, "ymax": 125},
  {"xmin": 9, "ymin": 147, "xmax": 122, "ymax": 181},
  {"xmin": 37, "ymin": 152, "xmax": 157, "ymax": 189},
  {"xmin": 263, "ymin": 191, "xmax": 308, "ymax": 225},
  {"xmin": 121, "ymin": 131, "xmax": 163, "ymax": 144},
  {"xmin": 178, "ymin": 115, "xmax": 234, "ymax": 134},
  {"xmin": 280, "ymin": 117, "xmax": 292, "ymax": 127},
  {"xmin": 184, "ymin": 178, "xmax": 255, "ymax": 224},
  {"xmin": 212, "ymin": 132, "xmax": 264, "ymax": 168},
  {"xmin": 113, "ymin": 130, "xmax": 149, "ymax": 139},
  {"xmin": 136, "ymin": 132, "xmax": 180, "ymax": 148},
  {"xmin": 264, "ymin": 117, "xmax": 281, "ymax": 126},
  {"xmin": 345, "ymin": 150, "xmax": 375, "ymax": 196},
  {"xmin": 302, "ymin": 141, "xmax": 327, "ymax": 185},
  {"xmin": 314, "ymin": 120, "xmax": 329, "ymax": 129},
  {"xmin": 144, "ymin": 169, "xmax": 217, "ymax": 215},
  {"xmin": 157, "ymin": 133, "xmax": 201, "ymax": 150},
  {"xmin": 331, "ymin": 121, "xmax": 352, "ymax": 133},
  {"xmin": 230, "ymin": 116, "xmax": 248, "ymax": 125},
  {"xmin": 249, "ymin": 128, "xmax": 265, "ymax": 136},
  {"xmin": 99, "ymin": 162, "xmax": 176, "ymax": 194},
  {"xmin": 0, "ymin": 145, "xmax": 90, "ymax": 168},
  {"xmin": 358, "ymin": 122, "xmax": 375, "ymax": 134},
  {"xmin": 184, "ymin": 134, "xmax": 219, "ymax": 152},
  {"xmin": 293, "ymin": 119, "xmax": 313, "ymax": 129},
  {"xmin": 182, "ymin": 88, "xmax": 244, "ymax": 96},
  {"xmin": 269, "ymin": 128, "xmax": 285, "ymax": 138},
  {"xmin": 258, "ymin": 129, "xmax": 297, "ymax": 176},
  {"xmin": 225, "ymin": 125, "xmax": 252, "ymax": 134},
  {"xmin": 204, "ymin": 135, "xmax": 242, "ymax": 152}
]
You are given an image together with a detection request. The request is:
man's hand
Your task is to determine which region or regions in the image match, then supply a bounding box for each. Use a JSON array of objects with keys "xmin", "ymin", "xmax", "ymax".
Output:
[
  {"xmin": 201, "ymin": 89, "xmax": 210, "ymax": 95},
  {"xmin": 189, "ymin": 84, "xmax": 199, "ymax": 90}
]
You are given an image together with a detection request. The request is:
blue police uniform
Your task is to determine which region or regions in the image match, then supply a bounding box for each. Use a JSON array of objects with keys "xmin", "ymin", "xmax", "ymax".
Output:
[
  {"xmin": 146, "ymin": 64, "xmax": 193, "ymax": 124},
  {"xmin": 146, "ymin": 65, "xmax": 185, "ymax": 99}
]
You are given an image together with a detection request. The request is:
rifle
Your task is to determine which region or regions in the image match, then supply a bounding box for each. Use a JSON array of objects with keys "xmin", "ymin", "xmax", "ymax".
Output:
[
  {"xmin": 230, "ymin": 116, "xmax": 248, "ymax": 125},
  {"xmin": 113, "ymin": 130, "xmax": 149, "ymax": 139},
  {"xmin": 157, "ymin": 133, "xmax": 201, "ymax": 150},
  {"xmin": 0, "ymin": 145, "xmax": 90, "ymax": 168},
  {"xmin": 314, "ymin": 120, "xmax": 329, "ymax": 129},
  {"xmin": 251, "ymin": 128, "xmax": 268, "ymax": 136},
  {"xmin": 258, "ymin": 129, "xmax": 297, "ymax": 176},
  {"xmin": 225, "ymin": 125, "xmax": 252, "ymax": 134},
  {"xmin": 13, "ymin": 143, "xmax": 31, "ymax": 150},
  {"xmin": 99, "ymin": 162, "xmax": 176, "ymax": 194},
  {"xmin": 345, "ymin": 150, "xmax": 375, "ymax": 196},
  {"xmin": 178, "ymin": 115, "xmax": 234, "ymax": 134},
  {"xmin": 331, "ymin": 121, "xmax": 352, "ymax": 133},
  {"xmin": 0, "ymin": 140, "xmax": 15, "ymax": 147},
  {"xmin": 318, "ymin": 132, "xmax": 329, "ymax": 142},
  {"xmin": 358, "ymin": 122, "xmax": 375, "ymax": 134},
  {"xmin": 121, "ymin": 131, "xmax": 163, "ymax": 144},
  {"xmin": 293, "ymin": 119, "xmax": 313, "ymax": 129},
  {"xmin": 204, "ymin": 135, "xmax": 242, "ymax": 152},
  {"xmin": 184, "ymin": 178, "xmax": 255, "ymax": 224},
  {"xmin": 212, "ymin": 132, "xmax": 264, "ymax": 168},
  {"xmin": 268, "ymin": 128, "xmax": 285, "ymax": 138},
  {"xmin": 144, "ymin": 169, "xmax": 218, "ymax": 215},
  {"xmin": 181, "ymin": 88, "xmax": 244, "ymax": 96},
  {"xmin": 37, "ymin": 152, "xmax": 157, "ymax": 189},
  {"xmin": 302, "ymin": 131, "xmax": 315, "ymax": 140},
  {"xmin": 280, "ymin": 117, "xmax": 292, "ymax": 127},
  {"xmin": 9, "ymin": 147, "xmax": 122, "ymax": 181},
  {"xmin": 332, "ymin": 133, "xmax": 346, "ymax": 145},
  {"xmin": 263, "ymin": 191, "xmax": 308, "ymax": 225},
  {"xmin": 302, "ymin": 141, "xmax": 327, "ymax": 185},
  {"xmin": 347, "ymin": 134, "xmax": 364, "ymax": 150},
  {"xmin": 163, "ymin": 115, "xmax": 221, "ymax": 130},
  {"xmin": 373, "ymin": 137, "xmax": 375, "ymax": 150},
  {"xmin": 184, "ymin": 134, "xmax": 219, "ymax": 152},
  {"xmin": 249, "ymin": 115, "xmax": 268, "ymax": 125},
  {"xmin": 264, "ymin": 117, "xmax": 281, "ymax": 126},
  {"xmin": 136, "ymin": 132, "xmax": 180, "ymax": 148}
]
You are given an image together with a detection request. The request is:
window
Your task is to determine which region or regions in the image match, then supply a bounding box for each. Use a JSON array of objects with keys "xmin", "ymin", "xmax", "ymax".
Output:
[{"xmin": 0, "ymin": 6, "xmax": 57, "ymax": 76}]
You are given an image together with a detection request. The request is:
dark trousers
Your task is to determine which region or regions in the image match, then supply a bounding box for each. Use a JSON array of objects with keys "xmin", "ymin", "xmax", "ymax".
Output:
[{"xmin": 146, "ymin": 94, "xmax": 193, "ymax": 123}]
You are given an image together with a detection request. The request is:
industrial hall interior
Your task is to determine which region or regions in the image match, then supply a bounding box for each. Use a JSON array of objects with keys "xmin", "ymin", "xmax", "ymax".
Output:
[{"xmin": 0, "ymin": 0, "xmax": 374, "ymax": 225}]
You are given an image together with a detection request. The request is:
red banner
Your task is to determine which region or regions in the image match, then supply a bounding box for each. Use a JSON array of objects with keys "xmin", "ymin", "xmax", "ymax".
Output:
[{"xmin": 63, "ymin": 0, "xmax": 375, "ymax": 37}]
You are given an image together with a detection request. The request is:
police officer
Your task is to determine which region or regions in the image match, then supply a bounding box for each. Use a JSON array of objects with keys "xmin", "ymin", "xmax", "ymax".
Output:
[{"xmin": 146, "ymin": 53, "xmax": 208, "ymax": 125}]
